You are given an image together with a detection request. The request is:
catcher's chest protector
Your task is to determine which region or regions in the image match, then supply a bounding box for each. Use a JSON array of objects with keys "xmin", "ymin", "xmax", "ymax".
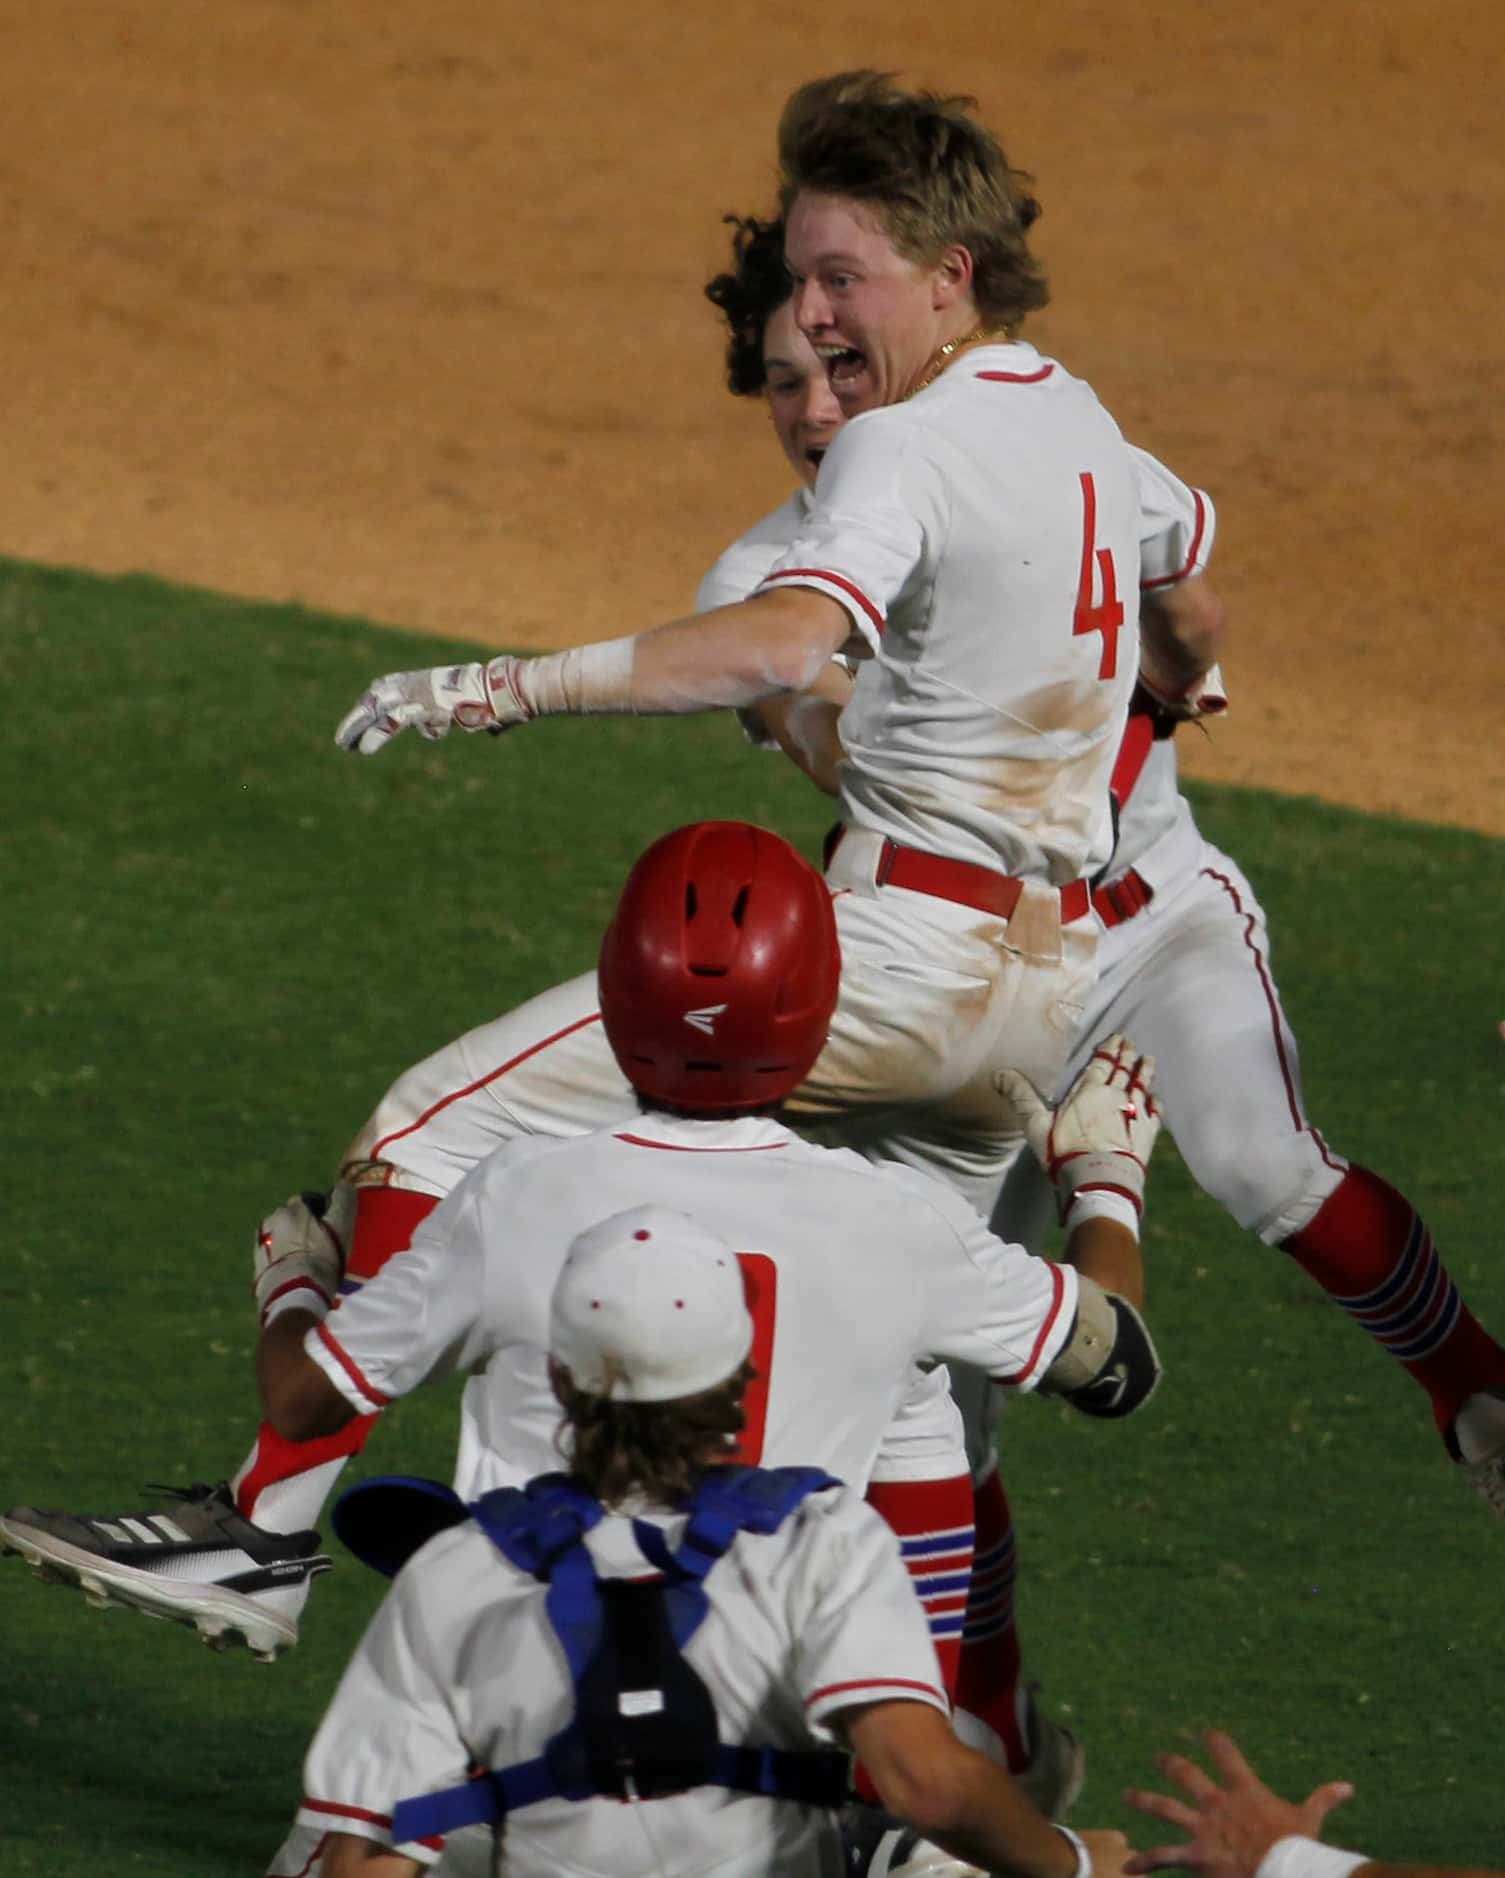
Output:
[{"xmin": 391, "ymin": 1465, "xmax": 850, "ymax": 1845}]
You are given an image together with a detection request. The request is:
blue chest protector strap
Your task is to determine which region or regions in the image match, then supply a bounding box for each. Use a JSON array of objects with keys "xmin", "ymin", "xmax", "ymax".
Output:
[{"xmin": 390, "ymin": 1466, "xmax": 851, "ymax": 1845}]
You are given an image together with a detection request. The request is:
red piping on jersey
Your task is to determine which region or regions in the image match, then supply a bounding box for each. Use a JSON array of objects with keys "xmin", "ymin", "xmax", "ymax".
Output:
[
  {"xmin": 315, "ymin": 1321, "xmax": 393, "ymax": 1409},
  {"xmin": 371, "ymin": 1011, "xmax": 605, "ymax": 1160},
  {"xmin": 1141, "ymin": 488, "xmax": 1209, "ymax": 590},
  {"xmin": 613, "ymin": 1132, "xmax": 788, "ymax": 1154},
  {"xmin": 974, "ymin": 364, "xmax": 1055, "ymax": 384},
  {"xmin": 807, "ymin": 1676, "xmax": 947, "ymax": 1709},
  {"xmin": 304, "ymin": 1799, "xmax": 391, "ymax": 1827},
  {"xmin": 1200, "ymin": 868, "xmax": 1343, "ymax": 1172},
  {"xmin": 759, "ymin": 567, "xmax": 885, "ymax": 638},
  {"xmin": 993, "ymin": 1262, "xmax": 1069, "ymax": 1387}
]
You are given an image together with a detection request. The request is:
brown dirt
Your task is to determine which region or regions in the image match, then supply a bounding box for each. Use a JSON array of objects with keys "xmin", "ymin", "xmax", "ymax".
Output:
[{"xmin": 5, "ymin": 1, "xmax": 1502, "ymax": 834}]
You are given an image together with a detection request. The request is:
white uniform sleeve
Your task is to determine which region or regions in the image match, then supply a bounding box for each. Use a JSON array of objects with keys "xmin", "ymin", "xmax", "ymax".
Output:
[
  {"xmin": 892, "ymin": 1173, "xmax": 1080, "ymax": 1390},
  {"xmin": 1132, "ymin": 444, "xmax": 1216, "ymax": 588},
  {"xmin": 305, "ymin": 1177, "xmax": 494, "ymax": 1415},
  {"xmin": 297, "ymin": 1562, "xmax": 469, "ymax": 1864},
  {"xmin": 787, "ymin": 1487, "xmax": 951, "ymax": 1741},
  {"xmin": 756, "ymin": 414, "xmax": 935, "ymax": 654},
  {"xmin": 695, "ymin": 538, "xmax": 786, "ymax": 615},
  {"xmin": 698, "ymin": 537, "xmax": 798, "ymax": 751}
]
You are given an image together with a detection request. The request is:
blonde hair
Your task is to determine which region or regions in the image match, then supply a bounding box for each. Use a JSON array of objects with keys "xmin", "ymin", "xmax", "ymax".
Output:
[{"xmin": 778, "ymin": 70, "xmax": 1048, "ymax": 327}]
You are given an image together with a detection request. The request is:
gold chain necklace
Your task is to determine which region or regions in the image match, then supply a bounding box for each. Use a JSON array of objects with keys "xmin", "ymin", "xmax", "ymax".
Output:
[{"xmin": 910, "ymin": 323, "xmax": 1014, "ymax": 398}]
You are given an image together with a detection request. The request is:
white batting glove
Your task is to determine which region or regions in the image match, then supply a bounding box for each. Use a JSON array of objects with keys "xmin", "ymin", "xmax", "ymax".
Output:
[
  {"xmin": 334, "ymin": 655, "xmax": 532, "ymax": 755},
  {"xmin": 997, "ymin": 1033, "xmax": 1163, "ymax": 1224},
  {"xmin": 251, "ymin": 1184, "xmax": 355, "ymax": 1327},
  {"xmin": 1137, "ymin": 659, "xmax": 1228, "ymax": 722}
]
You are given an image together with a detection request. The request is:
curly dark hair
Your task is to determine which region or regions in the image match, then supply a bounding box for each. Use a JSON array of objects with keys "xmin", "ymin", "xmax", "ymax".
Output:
[
  {"xmin": 777, "ymin": 70, "xmax": 1047, "ymax": 329},
  {"xmin": 703, "ymin": 214, "xmax": 792, "ymax": 399},
  {"xmin": 552, "ymin": 1359, "xmax": 756, "ymax": 1508}
]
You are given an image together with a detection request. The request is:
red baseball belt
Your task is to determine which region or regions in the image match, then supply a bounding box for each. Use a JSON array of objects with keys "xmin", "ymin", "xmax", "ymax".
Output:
[
  {"xmin": 829, "ymin": 828, "xmax": 1092, "ymax": 924},
  {"xmin": 1090, "ymin": 867, "xmax": 1154, "ymax": 928}
]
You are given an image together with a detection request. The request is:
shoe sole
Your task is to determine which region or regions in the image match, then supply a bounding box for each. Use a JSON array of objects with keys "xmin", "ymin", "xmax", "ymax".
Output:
[{"xmin": 0, "ymin": 1516, "xmax": 298, "ymax": 1662}]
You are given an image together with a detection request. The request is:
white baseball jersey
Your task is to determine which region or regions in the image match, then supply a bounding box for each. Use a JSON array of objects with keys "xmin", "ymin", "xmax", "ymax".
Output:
[
  {"xmin": 700, "ymin": 409, "xmax": 1212, "ymax": 1210},
  {"xmin": 337, "ymin": 976, "xmax": 967, "ymax": 1491},
  {"xmin": 341, "ymin": 973, "xmax": 629, "ymax": 1202},
  {"xmin": 299, "ymin": 1484, "xmax": 946, "ymax": 1873},
  {"xmin": 307, "ymin": 1110, "xmax": 1079, "ymax": 1497},
  {"xmin": 759, "ymin": 341, "xmax": 1153, "ymax": 883}
]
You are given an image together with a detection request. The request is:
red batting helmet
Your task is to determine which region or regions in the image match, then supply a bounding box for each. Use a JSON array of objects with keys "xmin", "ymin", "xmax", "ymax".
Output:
[{"xmin": 598, "ymin": 821, "xmax": 840, "ymax": 1112}]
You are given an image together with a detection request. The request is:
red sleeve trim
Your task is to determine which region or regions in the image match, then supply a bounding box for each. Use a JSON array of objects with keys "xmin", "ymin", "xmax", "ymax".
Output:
[
  {"xmin": 991, "ymin": 1262, "xmax": 1069, "ymax": 1387},
  {"xmin": 806, "ymin": 1676, "xmax": 948, "ymax": 1709},
  {"xmin": 371, "ymin": 1012, "xmax": 604, "ymax": 1161},
  {"xmin": 315, "ymin": 1321, "xmax": 393, "ymax": 1409},
  {"xmin": 1140, "ymin": 488, "xmax": 1209, "ymax": 589},
  {"xmin": 759, "ymin": 567, "xmax": 885, "ymax": 638},
  {"xmin": 975, "ymin": 364, "xmax": 1055, "ymax": 384},
  {"xmin": 303, "ymin": 1797, "xmax": 445, "ymax": 1851},
  {"xmin": 304, "ymin": 1799, "xmax": 391, "ymax": 1827}
]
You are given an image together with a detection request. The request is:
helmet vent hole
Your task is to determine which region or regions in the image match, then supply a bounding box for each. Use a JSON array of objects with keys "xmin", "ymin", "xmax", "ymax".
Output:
[
  {"xmin": 732, "ymin": 886, "xmax": 750, "ymax": 925},
  {"xmin": 685, "ymin": 882, "xmax": 698, "ymax": 920}
]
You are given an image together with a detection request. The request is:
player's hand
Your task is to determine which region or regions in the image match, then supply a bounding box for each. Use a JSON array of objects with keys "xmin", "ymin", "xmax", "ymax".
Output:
[
  {"xmin": 251, "ymin": 1185, "xmax": 355, "ymax": 1327},
  {"xmin": 334, "ymin": 656, "xmax": 532, "ymax": 755},
  {"xmin": 997, "ymin": 1034, "xmax": 1163, "ymax": 1223},
  {"xmin": 1135, "ymin": 660, "xmax": 1228, "ymax": 724},
  {"xmin": 1122, "ymin": 1731, "xmax": 1355, "ymax": 1876}
]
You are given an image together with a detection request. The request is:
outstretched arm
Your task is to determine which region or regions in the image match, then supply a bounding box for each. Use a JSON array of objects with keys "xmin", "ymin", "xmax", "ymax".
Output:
[
  {"xmin": 335, "ymin": 587, "xmax": 853, "ymax": 754},
  {"xmin": 1124, "ymin": 1730, "xmax": 1499, "ymax": 1878},
  {"xmin": 844, "ymin": 1698, "xmax": 1132, "ymax": 1878}
]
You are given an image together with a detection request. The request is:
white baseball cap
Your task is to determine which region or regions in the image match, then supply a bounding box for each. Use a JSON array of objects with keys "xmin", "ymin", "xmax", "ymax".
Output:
[{"xmin": 549, "ymin": 1205, "xmax": 754, "ymax": 1403}]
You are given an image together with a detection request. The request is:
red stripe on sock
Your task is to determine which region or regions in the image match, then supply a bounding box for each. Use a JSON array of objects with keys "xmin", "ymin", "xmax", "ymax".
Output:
[
  {"xmin": 235, "ymin": 1417, "xmax": 379, "ymax": 1519},
  {"xmin": 347, "ymin": 1187, "xmax": 440, "ymax": 1281}
]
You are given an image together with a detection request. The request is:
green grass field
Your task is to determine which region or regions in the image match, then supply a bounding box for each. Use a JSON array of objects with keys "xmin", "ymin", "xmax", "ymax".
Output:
[{"xmin": 4, "ymin": 557, "xmax": 1503, "ymax": 1870}]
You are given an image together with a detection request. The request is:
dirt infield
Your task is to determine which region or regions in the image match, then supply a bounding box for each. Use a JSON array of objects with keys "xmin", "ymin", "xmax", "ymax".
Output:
[{"xmin": 5, "ymin": 2, "xmax": 1502, "ymax": 832}]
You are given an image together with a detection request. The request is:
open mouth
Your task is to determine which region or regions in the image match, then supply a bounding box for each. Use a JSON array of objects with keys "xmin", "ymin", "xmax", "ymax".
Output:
[
  {"xmin": 816, "ymin": 344, "xmax": 867, "ymax": 388},
  {"xmin": 805, "ymin": 446, "xmax": 828, "ymax": 468}
]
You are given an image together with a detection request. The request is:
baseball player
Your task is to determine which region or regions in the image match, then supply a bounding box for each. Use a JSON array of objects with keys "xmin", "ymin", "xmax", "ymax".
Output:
[
  {"xmin": 698, "ymin": 204, "xmax": 1505, "ymax": 1513},
  {"xmin": 254, "ymin": 820, "xmax": 1163, "ymax": 1876},
  {"xmin": 332, "ymin": 71, "xmax": 1224, "ymax": 1225},
  {"xmin": 300, "ymin": 1204, "xmax": 1133, "ymax": 1878},
  {"xmin": 0, "ymin": 195, "xmax": 1202, "ymax": 1827},
  {"xmin": 988, "ymin": 703, "xmax": 1505, "ymax": 1513},
  {"xmin": 1122, "ymin": 1730, "xmax": 1500, "ymax": 1878}
]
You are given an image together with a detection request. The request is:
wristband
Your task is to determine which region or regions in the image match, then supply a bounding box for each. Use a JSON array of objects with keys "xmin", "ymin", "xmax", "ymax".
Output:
[
  {"xmin": 1060, "ymin": 1184, "xmax": 1142, "ymax": 1235},
  {"xmin": 1053, "ymin": 1824, "xmax": 1091, "ymax": 1878},
  {"xmin": 256, "ymin": 1273, "xmax": 334, "ymax": 1330},
  {"xmin": 1256, "ymin": 1838, "xmax": 1369, "ymax": 1878},
  {"xmin": 512, "ymin": 636, "xmax": 637, "ymax": 716}
]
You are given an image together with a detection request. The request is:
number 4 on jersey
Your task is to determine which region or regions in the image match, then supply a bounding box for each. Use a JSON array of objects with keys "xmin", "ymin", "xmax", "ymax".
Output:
[{"xmin": 1074, "ymin": 471, "xmax": 1125, "ymax": 679}]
